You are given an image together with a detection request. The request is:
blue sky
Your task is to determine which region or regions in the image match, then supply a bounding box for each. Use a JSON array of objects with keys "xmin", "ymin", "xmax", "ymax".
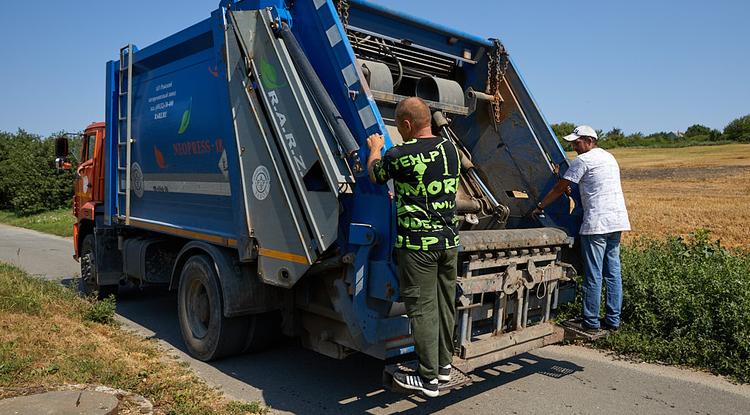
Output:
[{"xmin": 0, "ymin": 0, "xmax": 747, "ymax": 137}]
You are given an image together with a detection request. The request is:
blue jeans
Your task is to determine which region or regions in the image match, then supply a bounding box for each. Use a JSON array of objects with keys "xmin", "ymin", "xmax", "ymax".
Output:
[{"xmin": 580, "ymin": 232, "xmax": 623, "ymax": 329}]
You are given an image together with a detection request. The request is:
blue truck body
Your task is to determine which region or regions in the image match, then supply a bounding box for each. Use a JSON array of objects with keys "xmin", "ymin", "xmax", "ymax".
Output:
[{"xmin": 92, "ymin": 0, "xmax": 583, "ymax": 372}]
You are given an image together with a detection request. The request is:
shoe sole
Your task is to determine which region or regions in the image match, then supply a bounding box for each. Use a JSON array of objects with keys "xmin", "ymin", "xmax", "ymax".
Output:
[
  {"xmin": 393, "ymin": 377, "xmax": 440, "ymax": 398},
  {"xmin": 438, "ymin": 374, "xmax": 451, "ymax": 382}
]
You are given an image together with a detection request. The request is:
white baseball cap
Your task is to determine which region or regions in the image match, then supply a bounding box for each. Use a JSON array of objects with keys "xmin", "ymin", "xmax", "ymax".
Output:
[{"xmin": 563, "ymin": 125, "xmax": 598, "ymax": 141}]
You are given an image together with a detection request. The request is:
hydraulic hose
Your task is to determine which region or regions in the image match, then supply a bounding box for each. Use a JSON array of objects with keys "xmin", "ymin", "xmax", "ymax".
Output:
[{"xmin": 278, "ymin": 23, "xmax": 361, "ymax": 170}]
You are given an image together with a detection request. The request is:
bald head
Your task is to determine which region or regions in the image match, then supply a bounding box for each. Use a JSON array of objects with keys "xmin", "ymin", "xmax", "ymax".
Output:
[{"xmin": 396, "ymin": 97, "xmax": 431, "ymax": 129}]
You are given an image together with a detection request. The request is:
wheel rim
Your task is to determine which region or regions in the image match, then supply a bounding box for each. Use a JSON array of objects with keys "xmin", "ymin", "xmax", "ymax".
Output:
[
  {"xmin": 187, "ymin": 278, "xmax": 211, "ymax": 339},
  {"xmin": 81, "ymin": 251, "xmax": 97, "ymax": 293}
]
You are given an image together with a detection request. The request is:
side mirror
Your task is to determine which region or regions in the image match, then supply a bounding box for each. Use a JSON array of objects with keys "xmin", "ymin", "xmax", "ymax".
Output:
[
  {"xmin": 54, "ymin": 136, "xmax": 71, "ymax": 170},
  {"xmin": 55, "ymin": 136, "xmax": 69, "ymax": 158}
]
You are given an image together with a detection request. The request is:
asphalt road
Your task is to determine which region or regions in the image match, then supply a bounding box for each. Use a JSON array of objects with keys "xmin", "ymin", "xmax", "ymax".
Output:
[{"xmin": 2, "ymin": 223, "xmax": 750, "ymax": 414}]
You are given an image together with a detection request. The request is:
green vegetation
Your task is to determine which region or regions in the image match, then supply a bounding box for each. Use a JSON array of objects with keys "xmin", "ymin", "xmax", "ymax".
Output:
[
  {"xmin": 561, "ymin": 231, "xmax": 750, "ymax": 382},
  {"xmin": 0, "ymin": 209, "xmax": 74, "ymax": 237},
  {"xmin": 0, "ymin": 130, "xmax": 77, "ymax": 216},
  {"xmin": 552, "ymin": 114, "xmax": 750, "ymax": 151},
  {"xmin": 0, "ymin": 263, "xmax": 267, "ymax": 414}
]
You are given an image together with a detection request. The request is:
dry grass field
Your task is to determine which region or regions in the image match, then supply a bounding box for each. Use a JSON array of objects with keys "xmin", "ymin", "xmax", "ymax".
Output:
[{"xmin": 592, "ymin": 144, "xmax": 750, "ymax": 248}]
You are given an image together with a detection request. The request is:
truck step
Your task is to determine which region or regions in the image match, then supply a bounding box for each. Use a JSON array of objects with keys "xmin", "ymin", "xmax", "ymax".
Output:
[{"xmin": 382, "ymin": 360, "xmax": 471, "ymax": 395}]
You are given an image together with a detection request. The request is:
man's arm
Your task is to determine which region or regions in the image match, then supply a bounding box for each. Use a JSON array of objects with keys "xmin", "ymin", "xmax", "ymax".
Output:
[
  {"xmin": 367, "ymin": 133, "xmax": 386, "ymax": 184},
  {"xmin": 533, "ymin": 178, "xmax": 572, "ymax": 215}
]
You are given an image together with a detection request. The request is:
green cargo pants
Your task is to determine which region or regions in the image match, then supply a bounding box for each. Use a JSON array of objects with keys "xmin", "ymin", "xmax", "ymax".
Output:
[{"xmin": 396, "ymin": 247, "xmax": 458, "ymax": 380}]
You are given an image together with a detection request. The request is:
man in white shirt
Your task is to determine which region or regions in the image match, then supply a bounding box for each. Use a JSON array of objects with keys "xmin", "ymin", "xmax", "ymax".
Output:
[{"xmin": 534, "ymin": 125, "xmax": 631, "ymax": 333}]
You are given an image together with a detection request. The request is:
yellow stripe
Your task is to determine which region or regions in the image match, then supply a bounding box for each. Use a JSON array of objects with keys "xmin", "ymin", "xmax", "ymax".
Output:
[
  {"xmin": 128, "ymin": 219, "xmax": 237, "ymax": 247},
  {"xmin": 258, "ymin": 247, "xmax": 310, "ymax": 264}
]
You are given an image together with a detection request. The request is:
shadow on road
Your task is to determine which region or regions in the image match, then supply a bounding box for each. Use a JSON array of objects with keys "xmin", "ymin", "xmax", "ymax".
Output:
[{"xmin": 113, "ymin": 286, "xmax": 583, "ymax": 414}]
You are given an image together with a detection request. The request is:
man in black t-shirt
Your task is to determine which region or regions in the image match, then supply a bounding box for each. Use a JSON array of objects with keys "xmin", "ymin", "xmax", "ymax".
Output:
[{"xmin": 367, "ymin": 97, "xmax": 461, "ymax": 398}]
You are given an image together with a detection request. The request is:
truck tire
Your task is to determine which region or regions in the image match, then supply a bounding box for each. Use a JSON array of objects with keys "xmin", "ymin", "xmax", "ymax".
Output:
[
  {"xmin": 177, "ymin": 254, "xmax": 248, "ymax": 361},
  {"xmin": 79, "ymin": 234, "xmax": 119, "ymax": 299}
]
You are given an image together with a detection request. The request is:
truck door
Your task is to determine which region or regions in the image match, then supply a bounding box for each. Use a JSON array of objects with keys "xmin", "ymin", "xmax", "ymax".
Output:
[{"xmin": 75, "ymin": 131, "xmax": 97, "ymax": 219}]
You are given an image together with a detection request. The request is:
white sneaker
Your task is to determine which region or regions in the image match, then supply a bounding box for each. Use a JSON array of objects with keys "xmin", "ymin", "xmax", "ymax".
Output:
[
  {"xmin": 393, "ymin": 371, "xmax": 440, "ymax": 398},
  {"xmin": 438, "ymin": 364, "xmax": 452, "ymax": 382}
]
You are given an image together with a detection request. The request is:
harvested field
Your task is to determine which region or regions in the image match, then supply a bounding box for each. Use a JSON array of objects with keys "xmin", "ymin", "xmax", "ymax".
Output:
[{"xmin": 584, "ymin": 144, "xmax": 750, "ymax": 248}]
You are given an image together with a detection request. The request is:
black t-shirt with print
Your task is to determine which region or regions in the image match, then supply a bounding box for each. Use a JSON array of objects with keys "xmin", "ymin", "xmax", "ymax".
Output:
[{"xmin": 372, "ymin": 136, "xmax": 461, "ymax": 251}]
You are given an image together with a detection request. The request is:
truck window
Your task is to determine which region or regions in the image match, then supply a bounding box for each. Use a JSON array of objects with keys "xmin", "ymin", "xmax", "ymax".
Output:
[{"xmin": 83, "ymin": 134, "xmax": 96, "ymax": 161}]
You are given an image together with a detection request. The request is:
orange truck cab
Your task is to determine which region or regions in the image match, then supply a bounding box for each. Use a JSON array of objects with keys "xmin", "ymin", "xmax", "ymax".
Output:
[{"xmin": 73, "ymin": 122, "xmax": 106, "ymax": 259}]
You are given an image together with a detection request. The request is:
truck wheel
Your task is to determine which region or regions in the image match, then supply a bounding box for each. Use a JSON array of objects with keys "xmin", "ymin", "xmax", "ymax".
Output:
[
  {"xmin": 79, "ymin": 234, "xmax": 119, "ymax": 299},
  {"xmin": 177, "ymin": 254, "xmax": 248, "ymax": 361}
]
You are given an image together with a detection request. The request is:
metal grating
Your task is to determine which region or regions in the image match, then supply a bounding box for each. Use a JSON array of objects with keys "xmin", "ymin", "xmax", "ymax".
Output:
[{"xmin": 346, "ymin": 28, "xmax": 456, "ymax": 80}]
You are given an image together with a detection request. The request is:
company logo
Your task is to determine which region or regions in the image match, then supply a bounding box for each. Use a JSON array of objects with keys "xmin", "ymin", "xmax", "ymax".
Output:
[
  {"xmin": 131, "ymin": 162, "xmax": 144, "ymax": 198},
  {"xmin": 252, "ymin": 165, "xmax": 271, "ymax": 201},
  {"xmin": 259, "ymin": 58, "xmax": 286, "ymax": 89}
]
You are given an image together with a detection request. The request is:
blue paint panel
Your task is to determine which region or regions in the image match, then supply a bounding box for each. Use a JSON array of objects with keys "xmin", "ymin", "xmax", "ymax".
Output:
[{"xmin": 107, "ymin": 10, "xmax": 246, "ymax": 243}]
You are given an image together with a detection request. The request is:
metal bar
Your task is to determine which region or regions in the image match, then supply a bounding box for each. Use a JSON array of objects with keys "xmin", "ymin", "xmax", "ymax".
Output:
[
  {"xmin": 522, "ymin": 288, "xmax": 530, "ymax": 328},
  {"xmin": 124, "ymin": 44, "xmax": 133, "ymax": 225},
  {"xmin": 459, "ymin": 309, "xmax": 470, "ymax": 347},
  {"xmin": 493, "ymin": 292, "xmax": 505, "ymax": 334},
  {"xmin": 346, "ymin": 24, "xmax": 479, "ymax": 64},
  {"xmin": 454, "ymin": 323, "xmax": 564, "ymax": 372},
  {"xmin": 544, "ymin": 281, "xmax": 557, "ymax": 322},
  {"xmin": 515, "ymin": 288, "xmax": 524, "ymax": 330}
]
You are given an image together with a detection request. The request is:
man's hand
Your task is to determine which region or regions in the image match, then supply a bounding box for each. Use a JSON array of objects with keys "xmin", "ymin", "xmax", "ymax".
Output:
[
  {"xmin": 367, "ymin": 133, "xmax": 386, "ymax": 184},
  {"xmin": 367, "ymin": 133, "xmax": 385, "ymax": 154}
]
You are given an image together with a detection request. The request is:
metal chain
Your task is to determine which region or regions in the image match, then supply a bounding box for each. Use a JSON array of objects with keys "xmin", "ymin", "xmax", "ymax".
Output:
[
  {"xmin": 336, "ymin": 0, "xmax": 350, "ymax": 29},
  {"xmin": 486, "ymin": 39, "xmax": 509, "ymax": 124}
]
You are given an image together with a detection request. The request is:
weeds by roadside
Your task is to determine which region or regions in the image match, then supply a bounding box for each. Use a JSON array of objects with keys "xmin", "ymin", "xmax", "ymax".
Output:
[
  {"xmin": 0, "ymin": 209, "xmax": 74, "ymax": 237},
  {"xmin": 0, "ymin": 262, "xmax": 267, "ymax": 414},
  {"xmin": 559, "ymin": 231, "xmax": 750, "ymax": 383}
]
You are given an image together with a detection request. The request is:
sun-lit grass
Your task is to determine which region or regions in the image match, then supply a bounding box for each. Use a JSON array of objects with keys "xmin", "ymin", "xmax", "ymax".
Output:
[
  {"xmin": 569, "ymin": 144, "xmax": 750, "ymax": 248},
  {"xmin": 0, "ymin": 262, "xmax": 267, "ymax": 414},
  {"xmin": 0, "ymin": 209, "xmax": 74, "ymax": 237}
]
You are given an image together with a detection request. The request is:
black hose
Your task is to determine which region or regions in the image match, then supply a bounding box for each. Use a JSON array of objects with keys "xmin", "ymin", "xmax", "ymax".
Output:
[{"xmin": 278, "ymin": 23, "xmax": 361, "ymax": 165}]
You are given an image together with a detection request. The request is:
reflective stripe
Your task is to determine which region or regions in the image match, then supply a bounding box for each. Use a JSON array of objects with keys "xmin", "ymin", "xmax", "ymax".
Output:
[
  {"xmin": 258, "ymin": 247, "xmax": 310, "ymax": 265},
  {"xmin": 358, "ymin": 106, "xmax": 377, "ymax": 129},
  {"xmin": 341, "ymin": 63, "xmax": 358, "ymax": 87},
  {"xmin": 326, "ymin": 25, "xmax": 342, "ymax": 47}
]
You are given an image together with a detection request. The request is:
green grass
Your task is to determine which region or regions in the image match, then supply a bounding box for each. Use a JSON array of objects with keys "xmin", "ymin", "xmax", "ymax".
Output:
[
  {"xmin": 0, "ymin": 262, "xmax": 267, "ymax": 414},
  {"xmin": 0, "ymin": 209, "xmax": 74, "ymax": 237},
  {"xmin": 560, "ymin": 231, "xmax": 750, "ymax": 382}
]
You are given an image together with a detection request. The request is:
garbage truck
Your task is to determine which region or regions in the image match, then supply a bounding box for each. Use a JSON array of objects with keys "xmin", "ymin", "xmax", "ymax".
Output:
[{"xmin": 56, "ymin": 0, "xmax": 583, "ymax": 390}]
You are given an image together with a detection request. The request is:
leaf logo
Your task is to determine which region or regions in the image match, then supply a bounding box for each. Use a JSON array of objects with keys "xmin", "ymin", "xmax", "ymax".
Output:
[
  {"xmin": 259, "ymin": 58, "xmax": 286, "ymax": 89},
  {"xmin": 178, "ymin": 97, "xmax": 192, "ymax": 134}
]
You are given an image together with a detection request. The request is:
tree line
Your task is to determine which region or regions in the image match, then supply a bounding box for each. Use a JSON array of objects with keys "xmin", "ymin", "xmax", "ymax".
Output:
[
  {"xmin": 0, "ymin": 130, "xmax": 77, "ymax": 216},
  {"xmin": 552, "ymin": 114, "xmax": 750, "ymax": 151}
]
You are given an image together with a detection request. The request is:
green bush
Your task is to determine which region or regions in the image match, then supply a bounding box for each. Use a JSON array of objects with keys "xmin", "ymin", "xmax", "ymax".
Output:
[
  {"xmin": 724, "ymin": 115, "xmax": 750, "ymax": 142},
  {"xmin": 83, "ymin": 295, "xmax": 117, "ymax": 325},
  {"xmin": 590, "ymin": 231, "xmax": 750, "ymax": 382},
  {"xmin": 0, "ymin": 130, "xmax": 76, "ymax": 216}
]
